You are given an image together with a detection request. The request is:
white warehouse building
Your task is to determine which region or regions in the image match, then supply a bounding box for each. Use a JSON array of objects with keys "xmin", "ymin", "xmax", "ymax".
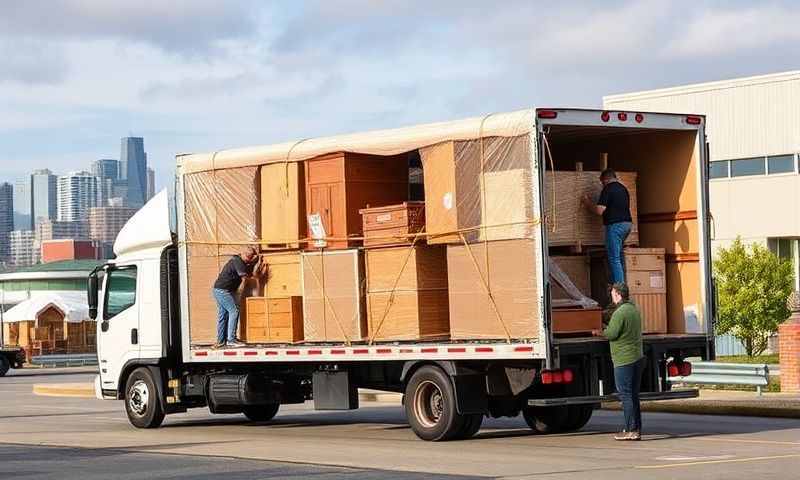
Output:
[{"xmin": 604, "ymin": 71, "xmax": 800, "ymax": 291}]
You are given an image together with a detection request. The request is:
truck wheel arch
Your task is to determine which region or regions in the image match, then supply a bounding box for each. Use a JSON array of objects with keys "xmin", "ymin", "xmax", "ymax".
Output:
[
  {"xmin": 400, "ymin": 360, "xmax": 488, "ymax": 415},
  {"xmin": 117, "ymin": 359, "xmax": 167, "ymax": 414}
]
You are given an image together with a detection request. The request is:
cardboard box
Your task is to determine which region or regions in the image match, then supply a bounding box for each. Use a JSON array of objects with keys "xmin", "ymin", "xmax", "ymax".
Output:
[
  {"xmin": 446, "ymin": 238, "xmax": 539, "ymax": 339},
  {"xmin": 301, "ymin": 249, "xmax": 367, "ymax": 342},
  {"xmin": 545, "ymin": 170, "xmax": 639, "ymax": 247},
  {"xmin": 479, "ymin": 169, "xmax": 534, "ymax": 241},
  {"xmin": 260, "ymin": 162, "xmax": 306, "ymax": 248},
  {"xmin": 625, "ymin": 247, "xmax": 667, "ymax": 333},
  {"xmin": 552, "ymin": 308, "xmax": 602, "ymax": 334},
  {"xmin": 365, "ymin": 245, "xmax": 449, "ymax": 341},
  {"xmin": 360, "ymin": 202, "xmax": 425, "ymax": 247},
  {"xmin": 632, "ymin": 293, "xmax": 668, "ymax": 334}
]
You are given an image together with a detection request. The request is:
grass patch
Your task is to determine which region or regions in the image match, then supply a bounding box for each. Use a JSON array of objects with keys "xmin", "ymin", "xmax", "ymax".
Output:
[{"xmin": 716, "ymin": 354, "xmax": 779, "ymax": 365}]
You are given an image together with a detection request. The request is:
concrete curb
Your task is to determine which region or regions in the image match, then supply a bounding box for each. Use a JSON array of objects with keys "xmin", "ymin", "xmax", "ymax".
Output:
[{"xmin": 32, "ymin": 383, "xmax": 95, "ymax": 398}]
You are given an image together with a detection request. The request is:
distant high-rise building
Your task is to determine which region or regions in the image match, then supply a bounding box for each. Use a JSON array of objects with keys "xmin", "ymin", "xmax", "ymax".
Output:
[
  {"xmin": 146, "ymin": 167, "xmax": 155, "ymax": 201},
  {"xmin": 31, "ymin": 169, "xmax": 57, "ymax": 226},
  {"xmin": 91, "ymin": 159, "xmax": 120, "ymax": 182},
  {"xmin": 9, "ymin": 229, "xmax": 36, "ymax": 266},
  {"xmin": 121, "ymin": 137, "xmax": 147, "ymax": 207},
  {"xmin": 0, "ymin": 183, "xmax": 13, "ymax": 262},
  {"xmin": 37, "ymin": 219, "xmax": 90, "ymax": 242},
  {"xmin": 89, "ymin": 206, "xmax": 137, "ymax": 258},
  {"xmin": 57, "ymin": 171, "xmax": 99, "ymax": 221},
  {"xmin": 13, "ymin": 177, "xmax": 33, "ymax": 231}
]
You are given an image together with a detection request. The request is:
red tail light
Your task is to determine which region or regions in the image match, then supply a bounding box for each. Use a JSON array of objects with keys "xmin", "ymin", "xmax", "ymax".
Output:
[
  {"xmin": 562, "ymin": 368, "xmax": 574, "ymax": 384},
  {"xmin": 552, "ymin": 370, "xmax": 564, "ymax": 384},
  {"xmin": 541, "ymin": 370, "xmax": 554, "ymax": 384},
  {"xmin": 617, "ymin": 112, "xmax": 628, "ymax": 121},
  {"xmin": 667, "ymin": 361, "xmax": 680, "ymax": 377},
  {"xmin": 537, "ymin": 110, "xmax": 558, "ymax": 119},
  {"xmin": 679, "ymin": 362, "xmax": 692, "ymax": 377},
  {"xmin": 635, "ymin": 113, "xmax": 644, "ymax": 123},
  {"xmin": 601, "ymin": 111, "xmax": 610, "ymax": 122},
  {"xmin": 686, "ymin": 115, "xmax": 702, "ymax": 125}
]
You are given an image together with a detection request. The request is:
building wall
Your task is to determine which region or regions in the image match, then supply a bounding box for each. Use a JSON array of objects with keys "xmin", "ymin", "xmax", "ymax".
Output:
[
  {"xmin": 41, "ymin": 240, "xmax": 98, "ymax": 263},
  {"xmin": 9, "ymin": 230, "xmax": 36, "ymax": 266},
  {"xmin": 57, "ymin": 172, "xmax": 99, "ymax": 221},
  {"xmin": 31, "ymin": 169, "xmax": 57, "ymax": 226},
  {"xmin": 122, "ymin": 137, "xmax": 147, "ymax": 207},
  {"xmin": 13, "ymin": 177, "xmax": 33, "ymax": 231}
]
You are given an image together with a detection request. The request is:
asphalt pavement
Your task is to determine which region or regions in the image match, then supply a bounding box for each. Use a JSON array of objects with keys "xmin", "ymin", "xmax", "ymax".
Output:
[{"xmin": 2, "ymin": 367, "xmax": 800, "ymax": 479}]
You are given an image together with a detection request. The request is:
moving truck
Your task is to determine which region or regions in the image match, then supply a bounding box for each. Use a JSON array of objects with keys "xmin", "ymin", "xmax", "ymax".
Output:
[{"xmin": 89, "ymin": 108, "xmax": 715, "ymax": 441}]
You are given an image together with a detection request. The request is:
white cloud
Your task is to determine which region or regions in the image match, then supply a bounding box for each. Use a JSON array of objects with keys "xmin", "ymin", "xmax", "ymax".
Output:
[{"xmin": 665, "ymin": 5, "xmax": 800, "ymax": 57}]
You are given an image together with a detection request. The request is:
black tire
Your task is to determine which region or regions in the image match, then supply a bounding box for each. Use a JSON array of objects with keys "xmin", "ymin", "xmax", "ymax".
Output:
[
  {"xmin": 457, "ymin": 414, "xmax": 483, "ymax": 439},
  {"xmin": 124, "ymin": 368, "xmax": 165, "ymax": 429},
  {"xmin": 562, "ymin": 405, "xmax": 593, "ymax": 432},
  {"xmin": 243, "ymin": 403, "xmax": 280, "ymax": 422},
  {"xmin": 522, "ymin": 406, "xmax": 568, "ymax": 434},
  {"xmin": 405, "ymin": 365, "xmax": 466, "ymax": 441},
  {"xmin": 0, "ymin": 356, "xmax": 9, "ymax": 377}
]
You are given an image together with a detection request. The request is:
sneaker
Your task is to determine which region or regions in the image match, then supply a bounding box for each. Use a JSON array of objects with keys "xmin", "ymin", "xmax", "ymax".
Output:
[
  {"xmin": 614, "ymin": 431, "xmax": 630, "ymax": 441},
  {"xmin": 211, "ymin": 342, "xmax": 225, "ymax": 349},
  {"xmin": 628, "ymin": 430, "xmax": 641, "ymax": 441},
  {"xmin": 227, "ymin": 340, "xmax": 245, "ymax": 348}
]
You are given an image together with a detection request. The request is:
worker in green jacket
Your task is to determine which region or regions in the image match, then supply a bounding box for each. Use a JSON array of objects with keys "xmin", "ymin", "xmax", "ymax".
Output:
[{"xmin": 592, "ymin": 282, "xmax": 644, "ymax": 441}]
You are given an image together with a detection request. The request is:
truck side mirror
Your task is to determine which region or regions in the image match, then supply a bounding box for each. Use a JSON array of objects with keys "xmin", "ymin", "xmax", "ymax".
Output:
[{"xmin": 88, "ymin": 270, "xmax": 99, "ymax": 320}]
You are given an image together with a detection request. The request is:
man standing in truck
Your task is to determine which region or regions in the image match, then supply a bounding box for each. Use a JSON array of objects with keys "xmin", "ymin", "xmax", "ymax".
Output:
[
  {"xmin": 582, "ymin": 169, "xmax": 632, "ymax": 284},
  {"xmin": 212, "ymin": 246, "xmax": 262, "ymax": 348},
  {"xmin": 593, "ymin": 282, "xmax": 644, "ymax": 441}
]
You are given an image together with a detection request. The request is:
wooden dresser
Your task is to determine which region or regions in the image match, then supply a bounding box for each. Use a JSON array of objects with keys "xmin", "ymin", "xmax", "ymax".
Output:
[{"xmin": 245, "ymin": 296, "xmax": 304, "ymax": 343}]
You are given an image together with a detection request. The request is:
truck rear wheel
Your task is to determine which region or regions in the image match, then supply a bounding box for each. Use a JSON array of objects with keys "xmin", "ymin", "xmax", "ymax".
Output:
[
  {"xmin": 562, "ymin": 405, "xmax": 593, "ymax": 432},
  {"xmin": 522, "ymin": 406, "xmax": 568, "ymax": 434},
  {"xmin": 243, "ymin": 403, "xmax": 280, "ymax": 422},
  {"xmin": 0, "ymin": 355, "xmax": 9, "ymax": 377},
  {"xmin": 405, "ymin": 365, "xmax": 466, "ymax": 441},
  {"xmin": 457, "ymin": 414, "xmax": 483, "ymax": 439},
  {"xmin": 124, "ymin": 368, "xmax": 165, "ymax": 429}
]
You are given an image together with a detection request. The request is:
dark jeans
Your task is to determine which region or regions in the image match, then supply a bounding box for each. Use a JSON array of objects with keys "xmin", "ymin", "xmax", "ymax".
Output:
[
  {"xmin": 614, "ymin": 357, "xmax": 644, "ymax": 432},
  {"xmin": 605, "ymin": 221, "xmax": 632, "ymax": 284}
]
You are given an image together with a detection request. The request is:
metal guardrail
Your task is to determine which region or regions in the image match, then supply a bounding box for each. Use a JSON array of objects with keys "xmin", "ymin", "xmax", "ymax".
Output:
[
  {"xmin": 670, "ymin": 361, "xmax": 772, "ymax": 395},
  {"xmin": 30, "ymin": 354, "xmax": 98, "ymax": 368}
]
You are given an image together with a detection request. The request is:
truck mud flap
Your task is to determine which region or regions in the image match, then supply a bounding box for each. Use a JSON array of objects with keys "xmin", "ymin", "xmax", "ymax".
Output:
[{"xmin": 527, "ymin": 388, "xmax": 698, "ymax": 407}]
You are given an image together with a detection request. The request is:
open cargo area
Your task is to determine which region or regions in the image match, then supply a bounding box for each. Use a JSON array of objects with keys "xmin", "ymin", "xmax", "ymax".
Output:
[{"xmin": 176, "ymin": 109, "xmax": 709, "ymax": 353}]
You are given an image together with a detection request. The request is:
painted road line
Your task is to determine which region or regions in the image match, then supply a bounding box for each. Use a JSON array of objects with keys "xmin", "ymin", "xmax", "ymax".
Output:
[
  {"xmin": 689, "ymin": 436, "xmax": 800, "ymax": 447},
  {"xmin": 637, "ymin": 453, "xmax": 800, "ymax": 469}
]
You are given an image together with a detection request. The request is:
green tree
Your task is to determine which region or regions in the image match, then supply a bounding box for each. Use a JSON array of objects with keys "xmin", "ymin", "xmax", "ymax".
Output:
[{"xmin": 714, "ymin": 238, "xmax": 794, "ymax": 356}]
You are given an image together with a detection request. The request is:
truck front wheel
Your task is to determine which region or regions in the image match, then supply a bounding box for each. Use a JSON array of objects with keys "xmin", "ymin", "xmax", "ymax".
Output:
[
  {"xmin": 405, "ymin": 365, "xmax": 467, "ymax": 441},
  {"xmin": 0, "ymin": 355, "xmax": 10, "ymax": 377},
  {"xmin": 124, "ymin": 368, "xmax": 165, "ymax": 429},
  {"xmin": 243, "ymin": 403, "xmax": 280, "ymax": 422}
]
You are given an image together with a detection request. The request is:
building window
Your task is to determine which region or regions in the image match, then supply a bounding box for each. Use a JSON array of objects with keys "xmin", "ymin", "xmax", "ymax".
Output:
[
  {"xmin": 730, "ymin": 157, "xmax": 766, "ymax": 177},
  {"xmin": 710, "ymin": 160, "xmax": 729, "ymax": 179},
  {"xmin": 767, "ymin": 154, "xmax": 796, "ymax": 175},
  {"xmin": 768, "ymin": 238, "xmax": 799, "ymax": 291}
]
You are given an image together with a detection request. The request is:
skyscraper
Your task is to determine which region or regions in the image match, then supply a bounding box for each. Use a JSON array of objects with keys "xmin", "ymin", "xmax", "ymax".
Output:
[
  {"xmin": 91, "ymin": 159, "xmax": 120, "ymax": 181},
  {"xmin": 57, "ymin": 171, "xmax": 99, "ymax": 221},
  {"xmin": 9, "ymin": 229, "xmax": 36, "ymax": 266},
  {"xmin": 89, "ymin": 206, "xmax": 137, "ymax": 258},
  {"xmin": 121, "ymin": 137, "xmax": 147, "ymax": 207},
  {"xmin": 0, "ymin": 183, "xmax": 13, "ymax": 262},
  {"xmin": 13, "ymin": 177, "xmax": 33, "ymax": 231},
  {"xmin": 146, "ymin": 167, "xmax": 155, "ymax": 201},
  {"xmin": 31, "ymin": 169, "xmax": 57, "ymax": 226}
]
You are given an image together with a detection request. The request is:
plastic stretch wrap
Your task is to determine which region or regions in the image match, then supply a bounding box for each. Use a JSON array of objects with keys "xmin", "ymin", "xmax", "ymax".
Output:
[
  {"xmin": 548, "ymin": 258, "xmax": 598, "ymax": 309},
  {"xmin": 301, "ymin": 249, "xmax": 366, "ymax": 343},
  {"xmin": 544, "ymin": 171, "xmax": 638, "ymax": 247}
]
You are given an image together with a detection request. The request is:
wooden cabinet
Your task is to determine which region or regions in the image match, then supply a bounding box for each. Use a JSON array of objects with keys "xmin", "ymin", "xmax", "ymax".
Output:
[
  {"xmin": 305, "ymin": 152, "xmax": 409, "ymax": 249},
  {"xmin": 245, "ymin": 296, "xmax": 304, "ymax": 343},
  {"xmin": 260, "ymin": 162, "xmax": 306, "ymax": 248},
  {"xmin": 625, "ymin": 247, "xmax": 667, "ymax": 334}
]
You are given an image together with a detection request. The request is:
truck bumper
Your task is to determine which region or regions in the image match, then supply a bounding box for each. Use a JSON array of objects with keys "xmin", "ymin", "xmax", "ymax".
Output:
[{"xmin": 527, "ymin": 388, "xmax": 699, "ymax": 407}]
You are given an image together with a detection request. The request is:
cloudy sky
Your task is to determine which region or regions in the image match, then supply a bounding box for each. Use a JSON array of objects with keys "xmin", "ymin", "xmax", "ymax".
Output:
[{"xmin": 1, "ymin": 0, "xmax": 799, "ymax": 191}]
